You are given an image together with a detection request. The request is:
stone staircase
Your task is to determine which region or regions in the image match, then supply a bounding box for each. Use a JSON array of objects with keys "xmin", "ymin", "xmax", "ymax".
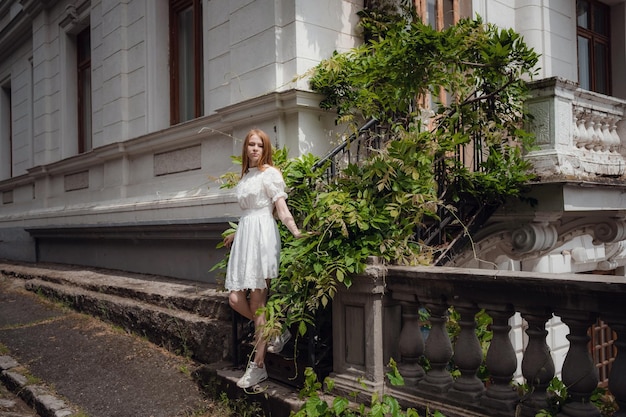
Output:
[{"xmin": 0, "ymin": 261, "xmax": 304, "ymax": 417}]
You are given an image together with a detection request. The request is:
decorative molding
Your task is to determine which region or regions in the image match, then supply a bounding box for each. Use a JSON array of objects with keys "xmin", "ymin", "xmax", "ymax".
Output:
[
  {"xmin": 2, "ymin": 190, "xmax": 13, "ymax": 205},
  {"xmin": 510, "ymin": 223, "xmax": 558, "ymax": 254},
  {"xmin": 592, "ymin": 219, "xmax": 626, "ymax": 244},
  {"xmin": 154, "ymin": 145, "xmax": 202, "ymax": 177},
  {"xmin": 64, "ymin": 171, "xmax": 89, "ymax": 192},
  {"xmin": 59, "ymin": 0, "xmax": 91, "ymax": 33},
  {"xmin": 452, "ymin": 215, "xmax": 626, "ymax": 271}
]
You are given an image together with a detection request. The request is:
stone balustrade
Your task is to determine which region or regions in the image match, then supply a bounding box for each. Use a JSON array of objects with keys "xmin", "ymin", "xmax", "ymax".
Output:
[
  {"xmin": 331, "ymin": 262, "xmax": 625, "ymax": 417},
  {"xmin": 525, "ymin": 77, "xmax": 626, "ymax": 180}
]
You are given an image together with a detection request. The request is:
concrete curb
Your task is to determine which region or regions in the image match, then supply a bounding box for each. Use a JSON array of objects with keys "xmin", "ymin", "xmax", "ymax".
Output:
[{"xmin": 0, "ymin": 355, "xmax": 77, "ymax": 417}]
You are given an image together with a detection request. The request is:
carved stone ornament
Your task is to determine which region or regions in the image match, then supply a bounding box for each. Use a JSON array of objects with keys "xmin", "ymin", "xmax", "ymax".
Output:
[
  {"xmin": 510, "ymin": 223, "xmax": 559, "ymax": 254},
  {"xmin": 593, "ymin": 219, "xmax": 626, "ymax": 244}
]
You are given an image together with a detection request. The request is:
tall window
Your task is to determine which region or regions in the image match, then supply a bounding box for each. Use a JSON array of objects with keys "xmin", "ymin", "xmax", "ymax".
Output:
[
  {"xmin": 577, "ymin": 0, "xmax": 611, "ymax": 95},
  {"xmin": 415, "ymin": 0, "xmax": 459, "ymax": 30},
  {"xmin": 414, "ymin": 0, "xmax": 462, "ymax": 109},
  {"xmin": 77, "ymin": 27, "xmax": 92, "ymax": 153},
  {"xmin": 169, "ymin": 0, "xmax": 203, "ymax": 125},
  {"xmin": 0, "ymin": 82, "xmax": 11, "ymax": 179}
]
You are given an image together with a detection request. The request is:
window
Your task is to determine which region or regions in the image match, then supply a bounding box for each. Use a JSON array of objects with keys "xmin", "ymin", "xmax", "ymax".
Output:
[
  {"xmin": 577, "ymin": 0, "xmax": 611, "ymax": 95},
  {"xmin": 590, "ymin": 319, "xmax": 616, "ymax": 387},
  {"xmin": 415, "ymin": 0, "xmax": 460, "ymax": 30},
  {"xmin": 77, "ymin": 27, "xmax": 92, "ymax": 153},
  {"xmin": 1, "ymin": 82, "xmax": 11, "ymax": 179},
  {"xmin": 413, "ymin": 0, "xmax": 462, "ymax": 111},
  {"xmin": 169, "ymin": 0, "xmax": 203, "ymax": 125}
]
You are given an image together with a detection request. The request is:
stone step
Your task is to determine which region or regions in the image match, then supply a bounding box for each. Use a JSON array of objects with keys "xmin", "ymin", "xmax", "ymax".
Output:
[
  {"xmin": 25, "ymin": 278, "xmax": 231, "ymax": 365},
  {"xmin": 0, "ymin": 262, "xmax": 230, "ymax": 321},
  {"xmin": 0, "ymin": 262, "xmax": 306, "ymax": 417}
]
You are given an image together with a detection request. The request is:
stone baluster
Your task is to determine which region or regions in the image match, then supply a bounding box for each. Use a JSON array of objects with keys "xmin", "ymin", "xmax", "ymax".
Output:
[
  {"xmin": 398, "ymin": 301, "xmax": 425, "ymax": 386},
  {"xmin": 609, "ymin": 115, "xmax": 621, "ymax": 153},
  {"xmin": 579, "ymin": 113, "xmax": 593, "ymax": 149},
  {"xmin": 481, "ymin": 306, "xmax": 519, "ymax": 413},
  {"xmin": 448, "ymin": 304, "xmax": 485, "ymax": 403},
  {"xmin": 591, "ymin": 113, "xmax": 603, "ymax": 151},
  {"xmin": 607, "ymin": 320, "xmax": 626, "ymax": 417},
  {"xmin": 557, "ymin": 312, "xmax": 600, "ymax": 417},
  {"xmin": 519, "ymin": 311, "xmax": 556, "ymax": 417},
  {"xmin": 418, "ymin": 301, "xmax": 453, "ymax": 393},
  {"xmin": 572, "ymin": 109, "xmax": 581, "ymax": 147}
]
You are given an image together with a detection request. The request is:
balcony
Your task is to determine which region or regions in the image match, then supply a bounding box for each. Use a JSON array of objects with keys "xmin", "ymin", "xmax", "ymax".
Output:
[
  {"xmin": 525, "ymin": 77, "xmax": 626, "ymax": 182},
  {"xmin": 446, "ymin": 78, "xmax": 626, "ymax": 272},
  {"xmin": 330, "ymin": 261, "xmax": 625, "ymax": 417}
]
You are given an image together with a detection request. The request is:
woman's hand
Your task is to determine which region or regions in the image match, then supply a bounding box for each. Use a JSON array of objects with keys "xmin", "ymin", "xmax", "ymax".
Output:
[{"xmin": 223, "ymin": 233, "xmax": 235, "ymax": 248}]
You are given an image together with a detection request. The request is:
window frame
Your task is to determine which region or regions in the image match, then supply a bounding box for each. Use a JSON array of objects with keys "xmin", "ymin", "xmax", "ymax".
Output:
[
  {"xmin": 76, "ymin": 26, "xmax": 92, "ymax": 154},
  {"xmin": 577, "ymin": 0, "xmax": 612, "ymax": 95},
  {"xmin": 1, "ymin": 81, "xmax": 11, "ymax": 179},
  {"xmin": 169, "ymin": 0, "xmax": 204, "ymax": 125}
]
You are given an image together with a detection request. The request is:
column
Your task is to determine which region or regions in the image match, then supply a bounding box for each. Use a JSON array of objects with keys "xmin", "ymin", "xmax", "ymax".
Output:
[
  {"xmin": 481, "ymin": 306, "xmax": 520, "ymax": 412},
  {"xmin": 557, "ymin": 312, "xmax": 600, "ymax": 417},
  {"xmin": 418, "ymin": 302, "xmax": 453, "ymax": 393},
  {"xmin": 519, "ymin": 311, "xmax": 556, "ymax": 417},
  {"xmin": 448, "ymin": 304, "xmax": 485, "ymax": 403},
  {"xmin": 398, "ymin": 301, "xmax": 425, "ymax": 386}
]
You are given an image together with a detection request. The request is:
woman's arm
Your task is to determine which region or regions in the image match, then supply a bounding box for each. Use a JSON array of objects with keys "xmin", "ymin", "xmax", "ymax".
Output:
[
  {"xmin": 223, "ymin": 232, "xmax": 235, "ymax": 248},
  {"xmin": 274, "ymin": 197, "xmax": 301, "ymax": 238}
]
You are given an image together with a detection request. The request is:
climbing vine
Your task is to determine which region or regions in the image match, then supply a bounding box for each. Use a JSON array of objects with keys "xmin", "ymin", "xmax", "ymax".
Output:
[{"xmin": 214, "ymin": 6, "xmax": 540, "ymax": 351}]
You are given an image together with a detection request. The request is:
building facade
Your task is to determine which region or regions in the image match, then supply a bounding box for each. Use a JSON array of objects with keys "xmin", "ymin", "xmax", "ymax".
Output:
[
  {"xmin": 0, "ymin": 0, "xmax": 361, "ymax": 281},
  {"xmin": 1, "ymin": 0, "xmax": 625, "ymax": 386}
]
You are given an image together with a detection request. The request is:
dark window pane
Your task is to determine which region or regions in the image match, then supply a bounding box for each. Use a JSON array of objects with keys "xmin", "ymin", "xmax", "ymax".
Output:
[
  {"xmin": 177, "ymin": 6, "xmax": 195, "ymax": 122},
  {"xmin": 77, "ymin": 27, "xmax": 92, "ymax": 153},
  {"xmin": 593, "ymin": 4, "xmax": 608, "ymax": 36},
  {"xmin": 427, "ymin": 0, "xmax": 436, "ymax": 28},
  {"xmin": 443, "ymin": 0, "xmax": 454, "ymax": 28},
  {"xmin": 577, "ymin": 0, "xmax": 589, "ymax": 28},
  {"xmin": 594, "ymin": 42, "xmax": 608, "ymax": 94},
  {"xmin": 80, "ymin": 67, "xmax": 92, "ymax": 151},
  {"xmin": 578, "ymin": 35, "xmax": 591, "ymax": 90}
]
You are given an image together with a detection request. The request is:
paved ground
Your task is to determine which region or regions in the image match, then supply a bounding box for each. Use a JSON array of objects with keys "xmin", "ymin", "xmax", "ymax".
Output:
[{"xmin": 0, "ymin": 276, "xmax": 216, "ymax": 417}]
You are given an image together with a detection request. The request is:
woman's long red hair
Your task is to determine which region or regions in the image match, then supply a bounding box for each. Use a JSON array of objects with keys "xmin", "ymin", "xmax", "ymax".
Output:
[{"xmin": 241, "ymin": 129, "xmax": 274, "ymax": 177}]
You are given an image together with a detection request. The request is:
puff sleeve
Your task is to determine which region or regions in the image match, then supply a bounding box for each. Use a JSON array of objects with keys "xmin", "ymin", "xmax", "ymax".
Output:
[{"xmin": 263, "ymin": 167, "xmax": 288, "ymax": 203}]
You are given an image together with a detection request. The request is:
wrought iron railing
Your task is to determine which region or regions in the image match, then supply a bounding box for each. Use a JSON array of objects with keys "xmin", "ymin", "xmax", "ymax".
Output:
[{"xmin": 311, "ymin": 117, "xmax": 500, "ymax": 266}]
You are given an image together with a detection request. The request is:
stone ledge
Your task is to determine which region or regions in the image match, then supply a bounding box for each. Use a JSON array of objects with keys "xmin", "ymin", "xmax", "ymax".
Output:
[{"xmin": 0, "ymin": 355, "xmax": 76, "ymax": 417}]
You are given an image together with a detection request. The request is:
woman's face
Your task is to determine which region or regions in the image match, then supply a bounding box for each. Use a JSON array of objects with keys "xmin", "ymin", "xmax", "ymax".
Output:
[{"xmin": 246, "ymin": 134, "xmax": 263, "ymax": 167}]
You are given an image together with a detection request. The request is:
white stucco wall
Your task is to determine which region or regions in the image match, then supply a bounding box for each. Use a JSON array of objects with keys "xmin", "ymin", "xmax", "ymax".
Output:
[
  {"xmin": 474, "ymin": 0, "xmax": 578, "ymax": 82},
  {"xmin": 205, "ymin": 0, "xmax": 362, "ymax": 114}
]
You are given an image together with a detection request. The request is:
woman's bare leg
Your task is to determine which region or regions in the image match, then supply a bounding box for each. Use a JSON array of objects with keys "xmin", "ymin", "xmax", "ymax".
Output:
[
  {"xmin": 229, "ymin": 290, "xmax": 255, "ymax": 321},
  {"xmin": 248, "ymin": 287, "xmax": 269, "ymax": 365}
]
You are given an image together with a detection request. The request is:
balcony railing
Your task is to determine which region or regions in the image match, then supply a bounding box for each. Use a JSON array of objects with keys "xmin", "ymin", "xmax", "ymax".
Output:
[
  {"xmin": 525, "ymin": 77, "xmax": 626, "ymax": 181},
  {"xmin": 331, "ymin": 261, "xmax": 625, "ymax": 417}
]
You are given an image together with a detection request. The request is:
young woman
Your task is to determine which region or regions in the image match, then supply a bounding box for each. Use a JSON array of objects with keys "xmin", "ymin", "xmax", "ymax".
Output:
[{"xmin": 223, "ymin": 128, "xmax": 301, "ymax": 389}]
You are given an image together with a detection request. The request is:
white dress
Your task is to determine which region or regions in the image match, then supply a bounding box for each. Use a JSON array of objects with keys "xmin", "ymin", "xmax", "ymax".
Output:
[{"xmin": 225, "ymin": 166, "xmax": 288, "ymax": 291}]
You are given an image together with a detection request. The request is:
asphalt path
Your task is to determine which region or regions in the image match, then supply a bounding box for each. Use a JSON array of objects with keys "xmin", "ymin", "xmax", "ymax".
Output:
[{"xmin": 0, "ymin": 276, "xmax": 213, "ymax": 417}]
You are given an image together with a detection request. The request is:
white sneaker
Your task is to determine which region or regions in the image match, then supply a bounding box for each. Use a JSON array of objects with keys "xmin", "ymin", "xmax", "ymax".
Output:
[
  {"xmin": 237, "ymin": 362, "xmax": 268, "ymax": 388},
  {"xmin": 267, "ymin": 328, "xmax": 292, "ymax": 354}
]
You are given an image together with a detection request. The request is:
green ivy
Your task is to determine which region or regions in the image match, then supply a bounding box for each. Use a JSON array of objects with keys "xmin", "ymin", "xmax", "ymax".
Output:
[
  {"xmin": 534, "ymin": 377, "xmax": 618, "ymax": 417},
  {"xmin": 291, "ymin": 362, "xmax": 446, "ymax": 417}
]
